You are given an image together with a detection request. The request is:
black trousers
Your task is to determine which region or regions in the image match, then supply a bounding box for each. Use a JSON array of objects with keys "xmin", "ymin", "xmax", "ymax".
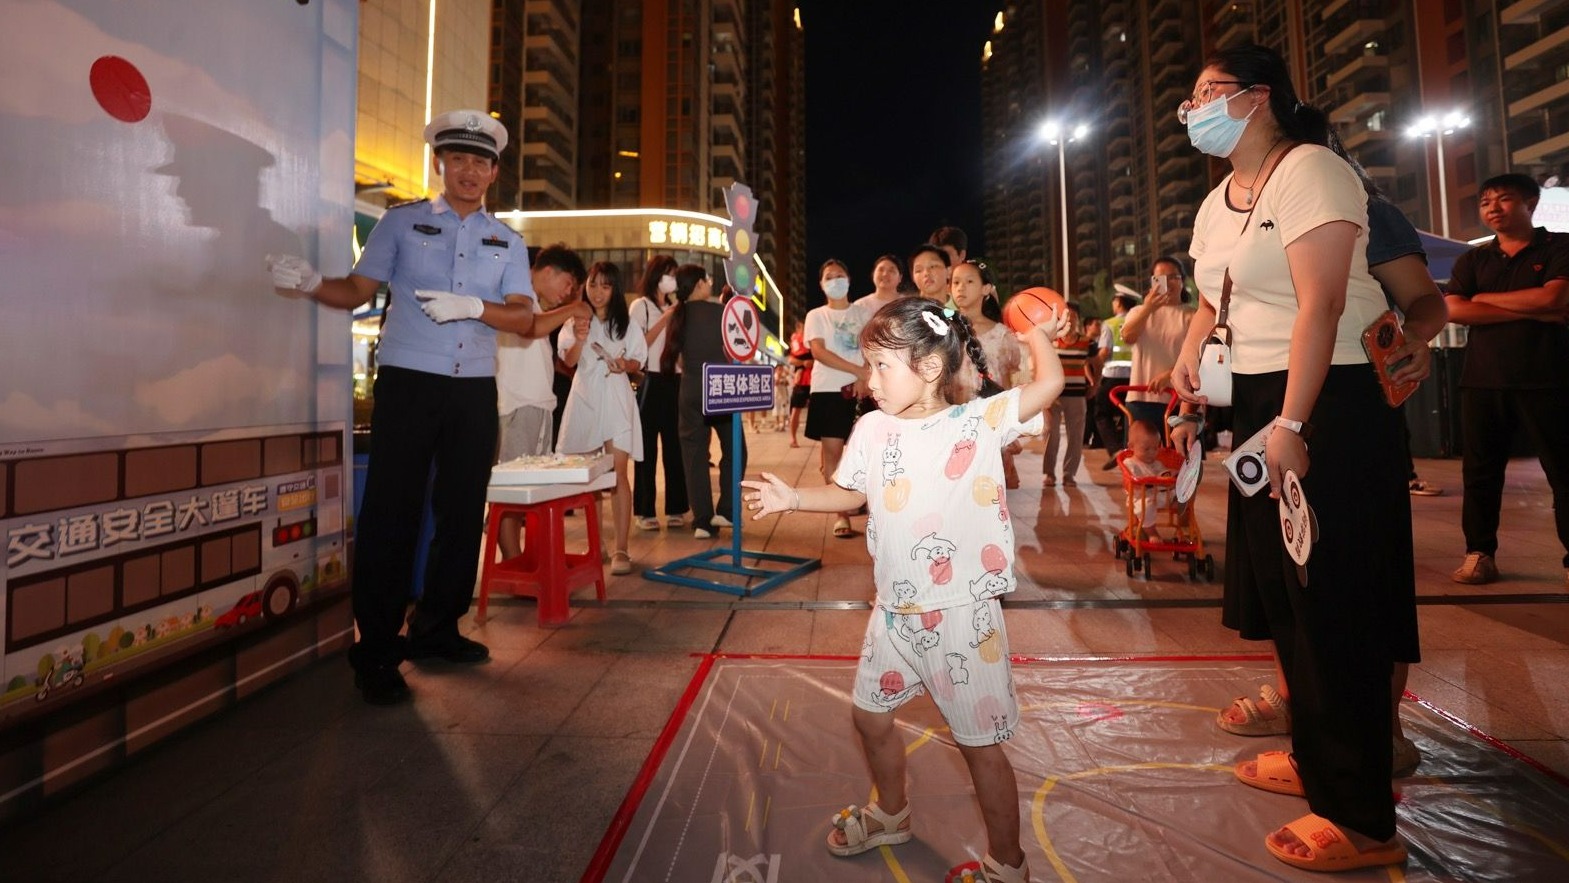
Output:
[
  {"xmin": 1225, "ymin": 366, "xmax": 1410, "ymax": 841},
  {"xmin": 351, "ymin": 367, "xmax": 498, "ymax": 670},
  {"xmin": 678, "ymin": 376, "xmax": 746, "ymax": 530},
  {"xmin": 633, "ymin": 372, "xmax": 688, "ymax": 518},
  {"xmin": 1460, "ymin": 386, "xmax": 1569, "ymax": 566},
  {"xmin": 1092, "ymin": 374, "xmax": 1129, "ymax": 449}
]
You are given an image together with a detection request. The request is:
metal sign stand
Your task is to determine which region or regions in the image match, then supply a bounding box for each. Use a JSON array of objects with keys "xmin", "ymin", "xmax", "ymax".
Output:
[{"xmin": 643, "ymin": 367, "xmax": 819, "ymax": 596}]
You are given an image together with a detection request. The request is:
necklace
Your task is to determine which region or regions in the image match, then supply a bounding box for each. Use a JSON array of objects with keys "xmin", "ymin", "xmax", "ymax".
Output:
[{"xmin": 1234, "ymin": 135, "xmax": 1285, "ymax": 207}]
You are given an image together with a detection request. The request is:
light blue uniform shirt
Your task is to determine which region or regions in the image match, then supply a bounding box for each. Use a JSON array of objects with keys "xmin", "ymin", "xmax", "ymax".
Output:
[{"xmin": 354, "ymin": 195, "xmax": 534, "ymax": 377}]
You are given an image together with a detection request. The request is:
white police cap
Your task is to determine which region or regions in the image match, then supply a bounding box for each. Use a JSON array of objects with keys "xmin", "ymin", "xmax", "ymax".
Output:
[{"xmin": 423, "ymin": 109, "xmax": 507, "ymax": 160}]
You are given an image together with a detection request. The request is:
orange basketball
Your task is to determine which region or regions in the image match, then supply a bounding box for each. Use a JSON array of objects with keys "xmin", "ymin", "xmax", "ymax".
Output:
[{"xmin": 1002, "ymin": 286, "xmax": 1067, "ymax": 333}]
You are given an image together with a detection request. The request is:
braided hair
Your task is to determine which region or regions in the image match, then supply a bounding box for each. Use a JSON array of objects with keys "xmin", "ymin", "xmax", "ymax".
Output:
[{"xmin": 860, "ymin": 297, "xmax": 996, "ymax": 405}]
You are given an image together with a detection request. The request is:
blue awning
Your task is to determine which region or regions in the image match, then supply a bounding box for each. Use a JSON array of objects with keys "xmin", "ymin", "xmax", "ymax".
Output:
[{"xmin": 1417, "ymin": 230, "xmax": 1473, "ymax": 284}]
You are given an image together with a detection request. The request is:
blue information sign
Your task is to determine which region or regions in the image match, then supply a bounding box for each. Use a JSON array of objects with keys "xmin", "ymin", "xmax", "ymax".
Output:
[{"xmin": 701, "ymin": 364, "xmax": 774, "ymax": 415}]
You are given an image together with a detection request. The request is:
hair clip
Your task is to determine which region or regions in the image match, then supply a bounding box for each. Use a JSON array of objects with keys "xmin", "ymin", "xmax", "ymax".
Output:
[
  {"xmin": 921, "ymin": 311, "xmax": 950, "ymax": 336},
  {"xmin": 942, "ymin": 307, "xmax": 956, "ymax": 319}
]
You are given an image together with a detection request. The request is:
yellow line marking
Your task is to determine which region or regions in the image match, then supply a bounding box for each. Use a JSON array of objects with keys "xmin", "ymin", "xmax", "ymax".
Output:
[
  {"xmin": 773, "ymin": 741, "xmax": 782, "ymax": 770},
  {"xmin": 769, "ymin": 697, "xmax": 778, "ymax": 720},
  {"xmin": 761, "ymin": 794, "xmax": 772, "ymax": 830},
  {"xmin": 1032, "ymin": 763, "xmax": 1231, "ymax": 883},
  {"xmin": 758, "ymin": 739, "xmax": 768, "ymax": 769},
  {"xmin": 745, "ymin": 789, "xmax": 755, "ymax": 832},
  {"xmin": 783, "ymin": 699, "xmax": 791, "ymax": 721}
]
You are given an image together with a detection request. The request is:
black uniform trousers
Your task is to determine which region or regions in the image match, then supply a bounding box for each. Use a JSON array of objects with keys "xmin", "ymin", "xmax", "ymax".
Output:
[{"xmin": 350, "ymin": 366, "xmax": 498, "ymax": 671}]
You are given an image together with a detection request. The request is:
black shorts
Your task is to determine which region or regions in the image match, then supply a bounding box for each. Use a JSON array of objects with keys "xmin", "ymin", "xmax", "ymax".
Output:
[
  {"xmin": 805, "ymin": 390, "xmax": 858, "ymax": 441},
  {"xmin": 790, "ymin": 384, "xmax": 811, "ymax": 409}
]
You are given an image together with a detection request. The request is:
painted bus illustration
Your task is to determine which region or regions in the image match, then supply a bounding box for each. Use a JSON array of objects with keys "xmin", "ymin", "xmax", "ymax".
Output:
[{"xmin": 1, "ymin": 424, "xmax": 350, "ymax": 725}]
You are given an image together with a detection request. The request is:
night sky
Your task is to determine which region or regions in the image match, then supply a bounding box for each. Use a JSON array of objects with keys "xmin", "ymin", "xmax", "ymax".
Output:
[{"xmin": 800, "ymin": 1, "xmax": 997, "ymax": 309}]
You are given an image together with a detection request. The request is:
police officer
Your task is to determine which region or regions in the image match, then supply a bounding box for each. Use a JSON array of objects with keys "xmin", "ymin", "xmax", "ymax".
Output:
[{"xmin": 268, "ymin": 110, "xmax": 587, "ymax": 704}]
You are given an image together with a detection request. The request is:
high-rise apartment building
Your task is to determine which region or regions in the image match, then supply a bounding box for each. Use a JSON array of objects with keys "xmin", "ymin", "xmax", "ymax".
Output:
[
  {"xmin": 574, "ymin": 0, "xmax": 808, "ymax": 322},
  {"xmin": 488, "ymin": 0, "xmax": 581, "ymax": 211},
  {"xmin": 980, "ymin": 6, "xmax": 1052, "ymax": 295},
  {"xmin": 983, "ymin": 1, "xmax": 1569, "ymax": 294},
  {"xmin": 356, "ymin": 0, "xmax": 493, "ymax": 208}
]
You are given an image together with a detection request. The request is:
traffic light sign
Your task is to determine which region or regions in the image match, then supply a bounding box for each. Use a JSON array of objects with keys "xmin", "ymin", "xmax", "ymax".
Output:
[{"xmin": 723, "ymin": 182, "xmax": 757, "ymax": 296}]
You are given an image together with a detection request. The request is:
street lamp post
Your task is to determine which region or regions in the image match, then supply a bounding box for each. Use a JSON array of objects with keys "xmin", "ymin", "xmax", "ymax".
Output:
[
  {"xmin": 1039, "ymin": 120, "xmax": 1090, "ymax": 294},
  {"xmin": 1406, "ymin": 110, "xmax": 1470, "ymax": 239}
]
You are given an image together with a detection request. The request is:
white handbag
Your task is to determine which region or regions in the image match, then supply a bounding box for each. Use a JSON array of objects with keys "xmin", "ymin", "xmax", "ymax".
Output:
[{"xmin": 1197, "ymin": 143, "xmax": 1298, "ymax": 410}]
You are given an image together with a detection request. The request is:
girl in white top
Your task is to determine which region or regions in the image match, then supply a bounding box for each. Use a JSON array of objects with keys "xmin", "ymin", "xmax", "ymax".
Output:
[
  {"xmin": 557, "ymin": 261, "xmax": 647, "ymax": 574},
  {"xmin": 803, "ymin": 259, "xmax": 870, "ymax": 538},
  {"xmin": 951, "ymin": 259, "xmax": 1024, "ymax": 488},
  {"xmin": 743, "ymin": 297, "xmax": 1067, "ymax": 883}
]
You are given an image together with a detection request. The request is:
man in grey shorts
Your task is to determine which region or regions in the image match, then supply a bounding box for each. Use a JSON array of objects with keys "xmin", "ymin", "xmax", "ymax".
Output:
[
  {"xmin": 496, "ymin": 243, "xmax": 586, "ymax": 460},
  {"xmin": 495, "ymin": 243, "xmax": 587, "ymax": 561}
]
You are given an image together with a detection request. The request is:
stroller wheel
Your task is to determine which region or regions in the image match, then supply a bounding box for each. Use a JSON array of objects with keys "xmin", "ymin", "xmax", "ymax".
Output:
[
  {"xmin": 1188, "ymin": 556, "xmax": 1198, "ymax": 580},
  {"xmin": 1115, "ymin": 537, "xmax": 1129, "ymax": 558},
  {"xmin": 1142, "ymin": 552, "xmax": 1153, "ymax": 579},
  {"xmin": 1125, "ymin": 556, "xmax": 1135, "ymax": 577},
  {"xmin": 1203, "ymin": 555, "xmax": 1216, "ymax": 580}
]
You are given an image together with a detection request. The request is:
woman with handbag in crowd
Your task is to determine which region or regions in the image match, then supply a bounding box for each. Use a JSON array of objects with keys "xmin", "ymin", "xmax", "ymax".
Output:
[
  {"xmin": 802, "ymin": 258, "xmax": 870, "ymax": 538},
  {"xmin": 629, "ymin": 255, "xmax": 688, "ymax": 530},
  {"xmin": 1168, "ymin": 43, "xmax": 1412, "ymax": 873}
]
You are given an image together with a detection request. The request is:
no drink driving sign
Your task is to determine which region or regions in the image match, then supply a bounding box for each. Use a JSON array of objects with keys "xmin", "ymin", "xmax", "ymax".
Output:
[{"xmin": 721, "ymin": 295, "xmax": 761, "ymax": 362}]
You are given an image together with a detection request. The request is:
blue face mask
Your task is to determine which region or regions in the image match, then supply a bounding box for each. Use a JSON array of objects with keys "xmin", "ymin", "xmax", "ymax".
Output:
[{"xmin": 1186, "ymin": 88, "xmax": 1257, "ymax": 158}]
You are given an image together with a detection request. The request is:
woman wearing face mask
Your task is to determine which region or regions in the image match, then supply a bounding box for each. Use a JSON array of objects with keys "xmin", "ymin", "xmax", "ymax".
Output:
[
  {"xmin": 630, "ymin": 255, "xmax": 689, "ymax": 531},
  {"xmin": 1167, "ymin": 44, "xmax": 1411, "ymax": 873},
  {"xmin": 804, "ymin": 259, "xmax": 870, "ymax": 538}
]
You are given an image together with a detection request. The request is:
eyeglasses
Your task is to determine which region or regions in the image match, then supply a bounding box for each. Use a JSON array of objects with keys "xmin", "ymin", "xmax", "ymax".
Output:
[
  {"xmin": 1176, "ymin": 80, "xmax": 1250, "ymax": 124},
  {"xmin": 1150, "ymin": 274, "xmax": 1180, "ymax": 288}
]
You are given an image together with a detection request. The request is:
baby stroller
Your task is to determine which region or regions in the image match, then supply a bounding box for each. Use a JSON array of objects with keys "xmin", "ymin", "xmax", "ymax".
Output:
[{"xmin": 1108, "ymin": 385, "xmax": 1215, "ymax": 581}]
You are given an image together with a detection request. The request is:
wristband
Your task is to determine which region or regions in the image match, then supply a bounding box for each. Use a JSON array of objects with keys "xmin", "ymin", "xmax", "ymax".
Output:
[
  {"xmin": 1167, "ymin": 412, "xmax": 1203, "ymax": 429},
  {"xmin": 1273, "ymin": 417, "xmax": 1311, "ymax": 438}
]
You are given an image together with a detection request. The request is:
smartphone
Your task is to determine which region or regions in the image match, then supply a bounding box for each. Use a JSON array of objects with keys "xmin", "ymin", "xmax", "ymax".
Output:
[{"xmin": 1360, "ymin": 310, "xmax": 1419, "ymax": 407}]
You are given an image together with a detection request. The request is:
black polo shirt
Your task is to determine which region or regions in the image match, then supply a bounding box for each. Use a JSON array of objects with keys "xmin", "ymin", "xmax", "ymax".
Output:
[{"xmin": 1447, "ymin": 227, "xmax": 1569, "ymax": 389}]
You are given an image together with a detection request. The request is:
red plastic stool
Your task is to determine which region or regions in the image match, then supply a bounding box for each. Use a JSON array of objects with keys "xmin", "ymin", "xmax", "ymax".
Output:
[{"xmin": 477, "ymin": 490, "xmax": 605, "ymax": 627}]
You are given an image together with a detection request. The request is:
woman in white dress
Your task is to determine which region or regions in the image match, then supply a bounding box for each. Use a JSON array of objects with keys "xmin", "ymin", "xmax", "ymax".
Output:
[{"xmin": 557, "ymin": 262, "xmax": 647, "ymax": 574}]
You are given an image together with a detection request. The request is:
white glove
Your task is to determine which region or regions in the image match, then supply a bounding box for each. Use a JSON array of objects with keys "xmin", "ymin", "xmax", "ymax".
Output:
[
  {"xmin": 265, "ymin": 254, "xmax": 321, "ymax": 293},
  {"xmin": 416, "ymin": 289, "xmax": 485, "ymax": 323}
]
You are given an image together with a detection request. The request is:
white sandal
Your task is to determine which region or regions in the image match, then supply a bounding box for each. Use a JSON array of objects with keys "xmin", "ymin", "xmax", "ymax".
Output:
[
  {"xmin": 609, "ymin": 551, "xmax": 633, "ymax": 575},
  {"xmin": 1217, "ymin": 683, "xmax": 1291, "ymax": 736},
  {"xmin": 980, "ymin": 854, "xmax": 1030, "ymax": 883},
  {"xmin": 825, "ymin": 802, "xmax": 912, "ymax": 856}
]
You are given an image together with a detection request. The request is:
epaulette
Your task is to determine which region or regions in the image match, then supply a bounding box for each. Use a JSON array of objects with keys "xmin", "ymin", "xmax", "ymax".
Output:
[{"xmin": 386, "ymin": 197, "xmax": 430, "ymax": 211}]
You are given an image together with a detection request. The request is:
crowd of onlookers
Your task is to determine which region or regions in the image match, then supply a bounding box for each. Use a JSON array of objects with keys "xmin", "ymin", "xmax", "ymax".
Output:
[{"xmin": 268, "ymin": 41, "xmax": 1567, "ymax": 876}]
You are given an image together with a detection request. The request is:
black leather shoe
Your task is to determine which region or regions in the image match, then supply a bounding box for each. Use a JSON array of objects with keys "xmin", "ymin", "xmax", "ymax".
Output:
[
  {"xmin": 353, "ymin": 666, "xmax": 412, "ymax": 705},
  {"xmin": 406, "ymin": 634, "xmax": 490, "ymax": 664}
]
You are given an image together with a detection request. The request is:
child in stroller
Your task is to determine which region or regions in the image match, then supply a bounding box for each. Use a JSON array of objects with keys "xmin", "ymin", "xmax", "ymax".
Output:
[{"xmin": 1109, "ymin": 387, "xmax": 1214, "ymax": 581}]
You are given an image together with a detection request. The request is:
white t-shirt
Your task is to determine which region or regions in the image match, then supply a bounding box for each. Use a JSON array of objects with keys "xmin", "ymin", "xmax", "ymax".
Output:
[
  {"xmin": 804, "ymin": 302, "xmax": 868, "ymax": 393},
  {"xmin": 1189, "ymin": 144, "xmax": 1385, "ymax": 374},
  {"xmin": 496, "ymin": 331, "xmax": 554, "ymax": 414},
  {"xmin": 628, "ymin": 296, "xmax": 672, "ymax": 372},
  {"xmin": 856, "ymin": 291, "xmax": 902, "ymax": 318},
  {"xmin": 1125, "ymin": 304, "xmax": 1194, "ymax": 402},
  {"xmin": 835, "ymin": 387, "xmax": 1043, "ymax": 612}
]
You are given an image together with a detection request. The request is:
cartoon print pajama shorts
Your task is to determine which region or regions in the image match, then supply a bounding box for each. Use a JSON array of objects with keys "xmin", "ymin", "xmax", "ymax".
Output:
[{"xmin": 852, "ymin": 599, "xmax": 1019, "ymax": 746}]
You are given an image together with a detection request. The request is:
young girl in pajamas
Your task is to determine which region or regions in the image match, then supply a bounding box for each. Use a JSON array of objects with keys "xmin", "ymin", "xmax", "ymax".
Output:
[{"xmin": 743, "ymin": 297, "xmax": 1067, "ymax": 883}]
